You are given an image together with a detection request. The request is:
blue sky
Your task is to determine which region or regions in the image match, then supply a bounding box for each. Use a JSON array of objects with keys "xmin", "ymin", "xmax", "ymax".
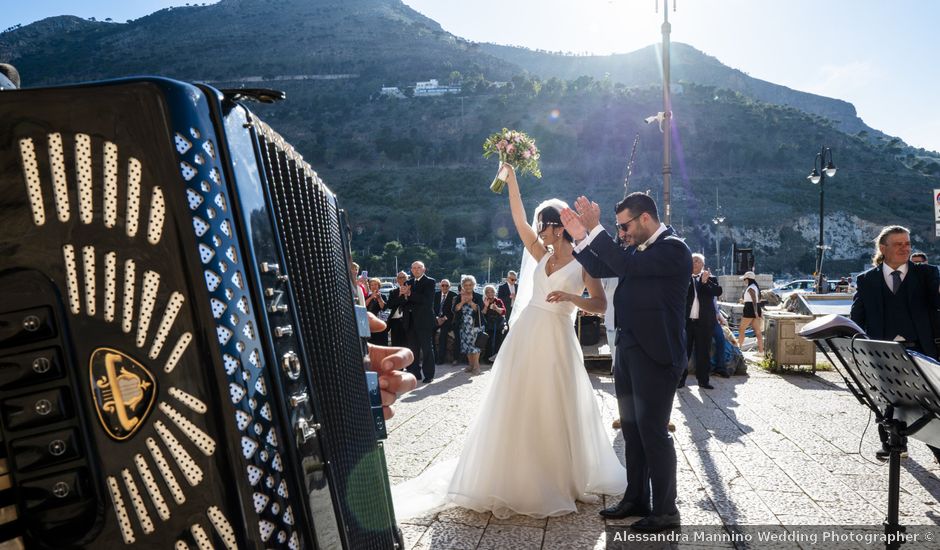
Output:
[{"xmin": 3, "ymin": 0, "xmax": 939, "ymax": 153}]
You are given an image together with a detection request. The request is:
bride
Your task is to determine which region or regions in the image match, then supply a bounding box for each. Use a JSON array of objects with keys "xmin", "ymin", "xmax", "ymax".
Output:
[{"xmin": 392, "ymin": 164, "xmax": 626, "ymax": 519}]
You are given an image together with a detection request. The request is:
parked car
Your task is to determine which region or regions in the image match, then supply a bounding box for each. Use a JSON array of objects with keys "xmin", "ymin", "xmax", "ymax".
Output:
[{"xmin": 771, "ymin": 279, "xmax": 838, "ymax": 300}]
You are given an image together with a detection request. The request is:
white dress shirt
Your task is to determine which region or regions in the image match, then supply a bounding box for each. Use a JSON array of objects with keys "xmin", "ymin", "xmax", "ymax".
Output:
[
  {"xmin": 689, "ymin": 275, "xmax": 700, "ymax": 320},
  {"xmin": 881, "ymin": 261, "xmax": 908, "ymax": 289}
]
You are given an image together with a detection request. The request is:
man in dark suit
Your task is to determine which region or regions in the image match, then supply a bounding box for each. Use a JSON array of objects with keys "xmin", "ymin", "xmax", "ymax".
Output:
[
  {"xmin": 682, "ymin": 253, "xmax": 723, "ymax": 389},
  {"xmin": 402, "ymin": 261, "xmax": 437, "ymax": 383},
  {"xmin": 497, "ymin": 271, "xmax": 518, "ymax": 324},
  {"xmin": 385, "ymin": 271, "xmax": 410, "ymax": 347},
  {"xmin": 851, "ymin": 225, "xmax": 940, "ymax": 463},
  {"xmin": 562, "ymin": 192, "xmax": 691, "ymax": 533},
  {"xmin": 434, "ymin": 279, "xmax": 458, "ymax": 364}
]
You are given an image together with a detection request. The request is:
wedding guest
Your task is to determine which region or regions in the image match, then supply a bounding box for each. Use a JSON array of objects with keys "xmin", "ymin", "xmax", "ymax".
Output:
[
  {"xmin": 852, "ymin": 225, "xmax": 940, "ymax": 463},
  {"xmin": 453, "ymin": 275, "xmax": 484, "ymax": 374},
  {"xmin": 911, "ymin": 251, "xmax": 928, "ymax": 264},
  {"xmin": 386, "ymin": 271, "xmax": 410, "ymax": 347},
  {"xmin": 365, "ymin": 277, "xmax": 387, "ymax": 345},
  {"xmin": 497, "ymin": 271, "xmax": 518, "ymax": 324},
  {"xmin": 736, "ymin": 271, "xmax": 764, "ymax": 354},
  {"xmin": 351, "ymin": 261, "xmax": 367, "ymax": 300},
  {"xmin": 482, "ymin": 285, "xmax": 507, "ymax": 362},
  {"xmin": 403, "ymin": 261, "xmax": 437, "ymax": 383},
  {"xmin": 434, "ymin": 279, "xmax": 458, "ymax": 364}
]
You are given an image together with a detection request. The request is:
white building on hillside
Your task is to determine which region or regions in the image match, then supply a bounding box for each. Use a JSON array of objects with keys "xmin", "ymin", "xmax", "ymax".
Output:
[
  {"xmin": 414, "ymin": 79, "xmax": 461, "ymax": 96},
  {"xmin": 380, "ymin": 86, "xmax": 405, "ymax": 98}
]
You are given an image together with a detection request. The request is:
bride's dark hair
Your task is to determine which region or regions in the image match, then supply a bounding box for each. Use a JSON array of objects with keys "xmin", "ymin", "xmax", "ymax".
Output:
[{"xmin": 538, "ymin": 206, "xmax": 573, "ymax": 243}]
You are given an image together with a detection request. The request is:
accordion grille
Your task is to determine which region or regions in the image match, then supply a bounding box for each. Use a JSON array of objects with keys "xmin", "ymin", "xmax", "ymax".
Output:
[{"xmin": 257, "ymin": 124, "xmax": 394, "ymax": 549}]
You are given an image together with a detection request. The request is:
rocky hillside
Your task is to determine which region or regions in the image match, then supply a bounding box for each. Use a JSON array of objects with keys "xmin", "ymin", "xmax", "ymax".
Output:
[{"xmin": 2, "ymin": 0, "xmax": 937, "ymax": 278}]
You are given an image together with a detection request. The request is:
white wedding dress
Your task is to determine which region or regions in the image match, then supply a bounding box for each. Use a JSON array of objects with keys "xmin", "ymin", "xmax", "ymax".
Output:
[{"xmin": 392, "ymin": 253, "xmax": 626, "ymax": 520}]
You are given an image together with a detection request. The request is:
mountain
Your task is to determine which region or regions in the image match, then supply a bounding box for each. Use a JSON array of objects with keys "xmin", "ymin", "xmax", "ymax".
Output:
[
  {"xmin": 1, "ymin": 0, "xmax": 518, "ymax": 89},
  {"xmin": 479, "ymin": 42, "xmax": 874, "ymax": 138},
  {"xmin": 2, "ymin": 0, "xmax": 938, "ymax": 279}
]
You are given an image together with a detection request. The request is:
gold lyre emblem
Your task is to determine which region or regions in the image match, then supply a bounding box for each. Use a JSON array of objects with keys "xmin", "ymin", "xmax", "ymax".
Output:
[{"xmin": 89, "ymin": 348, "xmax": 157, "ymax": 440}]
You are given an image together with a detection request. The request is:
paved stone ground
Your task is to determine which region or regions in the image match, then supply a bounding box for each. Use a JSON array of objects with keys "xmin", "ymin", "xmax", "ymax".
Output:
[{"xmin": 384, "ymin": 354, "xmax": 940, "ymax": 549}]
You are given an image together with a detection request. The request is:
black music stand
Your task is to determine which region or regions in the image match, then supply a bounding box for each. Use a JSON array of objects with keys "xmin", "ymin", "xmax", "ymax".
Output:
[{"xmin": 801, "ymin": 317, "xmax": 940, "ymax": 548}]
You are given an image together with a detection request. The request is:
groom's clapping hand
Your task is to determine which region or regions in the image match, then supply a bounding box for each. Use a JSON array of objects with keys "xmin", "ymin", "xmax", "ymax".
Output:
[
  {"xmin": 560, "ymin": 208, "xmax": 587, "ymax": 241},
  {"xmin": 574, "ymin": 196, "xmax": 601, "ymax": 231}
]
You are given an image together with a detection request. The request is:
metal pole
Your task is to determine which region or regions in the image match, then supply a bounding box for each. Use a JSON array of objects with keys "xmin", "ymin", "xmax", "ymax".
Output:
[
  {"xmin": 817, "ymin": 148, "xmax": 826, "ymax": 293},
  {"xmin": 715, "ymin": 225, "xmax": 721, "ymax": 274},
  {"xmin": 661, "ymin": 0, "xmax": 672, "ymax": 225}
]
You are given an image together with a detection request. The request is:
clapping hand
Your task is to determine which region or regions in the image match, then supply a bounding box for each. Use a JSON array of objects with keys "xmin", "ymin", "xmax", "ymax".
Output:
[
  {"xmin": 574, "ymin": 196, "xmax": 601, "ymax": 231},
  {"xmin": 560, "ymin": 208, "xmax": 587, "ymax": 241},
  {"xmin": 701, "ymin": 269, "xmax": 711, "ymax": 283},
  {"xmin": 367, "ymin": 313, "xmax": 417, "ymax": 419}
]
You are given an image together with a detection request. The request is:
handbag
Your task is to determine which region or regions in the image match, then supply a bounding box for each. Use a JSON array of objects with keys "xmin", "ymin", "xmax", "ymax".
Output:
[{"xmin": 474, "ymin": 329, "xmax": 490, "ymax": 350}]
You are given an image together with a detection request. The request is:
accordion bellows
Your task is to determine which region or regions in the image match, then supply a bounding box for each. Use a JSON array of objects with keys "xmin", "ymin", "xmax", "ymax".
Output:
[{"xmin": 0, "ymin": 78, "xmax": 399, "ymax": 548}]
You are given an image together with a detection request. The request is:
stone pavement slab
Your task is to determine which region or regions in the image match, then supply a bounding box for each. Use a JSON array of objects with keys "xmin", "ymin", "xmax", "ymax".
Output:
[{"xmin": 385, "ymin": 361, "xmax": 940, "ymax": 549}]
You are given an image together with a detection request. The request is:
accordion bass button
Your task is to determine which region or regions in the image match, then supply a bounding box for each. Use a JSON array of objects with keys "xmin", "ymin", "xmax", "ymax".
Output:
[
  {"xmin": 295, "ymin": 417, "xmax": 320, "ymax": 443},
  {"xmin": 281, "ymin": 352, "xmax": 301, "ymax": 380},
  {"xmin": 288, "ymin": 392, "xmax": 308, "ymax": 408},
  {"xmin": 260, "ymin": 262, "xmax": 281, "ymax": 273}
]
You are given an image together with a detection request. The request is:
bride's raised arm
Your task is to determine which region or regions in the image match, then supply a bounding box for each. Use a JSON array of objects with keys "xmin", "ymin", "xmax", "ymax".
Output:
[{"xmin": 505, "ymin": 163, "xmax": 548, "ymax": 262}]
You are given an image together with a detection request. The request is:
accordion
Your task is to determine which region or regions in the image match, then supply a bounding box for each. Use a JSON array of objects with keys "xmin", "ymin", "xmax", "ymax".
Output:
[{"xmin": 0, "ymin": 77, "xmax": 401, "ymax": 548}]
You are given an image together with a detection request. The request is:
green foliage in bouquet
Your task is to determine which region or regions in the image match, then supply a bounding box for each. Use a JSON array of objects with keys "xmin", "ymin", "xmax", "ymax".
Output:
[{"xmin": 482, "ymin": 128, "xmax": 542, "ymax": 193}]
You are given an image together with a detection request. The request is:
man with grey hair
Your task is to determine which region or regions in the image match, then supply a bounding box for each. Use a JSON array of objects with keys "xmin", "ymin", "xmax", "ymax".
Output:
[
  {"xmin": 402, "ymin": 261, "xmax": 437, "ymax": 383},
  {"xmin": 682, "ymin": 253, "xmax": 722, "ymax": 389}
]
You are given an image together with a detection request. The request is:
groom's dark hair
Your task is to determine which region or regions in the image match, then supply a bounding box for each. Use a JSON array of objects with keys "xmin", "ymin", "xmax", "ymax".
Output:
[{"xmin": 616, "ymin": 192, "xmax": 659, "ymax": 221}]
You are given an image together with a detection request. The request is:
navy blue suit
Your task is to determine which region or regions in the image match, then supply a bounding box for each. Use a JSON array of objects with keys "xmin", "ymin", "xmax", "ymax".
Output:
[
  {"xmin": 574, "ymin": 225, "xmax": 691, "ymax": 516},
  {"xmin": 850, "ymin": 261, "xmax": 940, "ymax": 462},
  {"xmin": 851, "ymin": 261, "xmax": 940, "ymax": 359}
]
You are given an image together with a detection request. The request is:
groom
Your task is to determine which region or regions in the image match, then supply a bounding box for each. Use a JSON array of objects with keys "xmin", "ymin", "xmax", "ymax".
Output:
[{"xmin": 562, "ymin": 192, "xmax": 690, "ymax": 532}]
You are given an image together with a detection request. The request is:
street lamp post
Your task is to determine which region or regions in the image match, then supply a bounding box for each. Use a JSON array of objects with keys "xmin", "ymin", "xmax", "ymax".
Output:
[
  {"xmin": 712, "ymin": 212, "xmax": 725, "ymax": 274},
  {"xmin": 660, "ymin": 0, "xmax": 673, "ymax": 225},
  {"xmin": 807, "ymin": 147, "xmax": 837, "ymax": 293}
]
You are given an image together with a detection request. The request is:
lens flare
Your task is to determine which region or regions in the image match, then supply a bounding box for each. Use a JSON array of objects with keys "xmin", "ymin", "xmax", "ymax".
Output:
[{"xmin": 548, "ymin": 109, "xmax": 560, "ymax": 121}]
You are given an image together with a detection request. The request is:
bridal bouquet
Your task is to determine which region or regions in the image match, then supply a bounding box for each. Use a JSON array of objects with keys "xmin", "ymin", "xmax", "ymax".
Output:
[{"xmin": 482, "ymin": 128, "xmax": 542, "ymax": 193}]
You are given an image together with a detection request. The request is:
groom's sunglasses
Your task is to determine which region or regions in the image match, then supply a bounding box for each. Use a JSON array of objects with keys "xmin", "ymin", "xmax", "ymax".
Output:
[{"xmin": 615, "ymin": 213, "xmax": 642, "ymax": 232}]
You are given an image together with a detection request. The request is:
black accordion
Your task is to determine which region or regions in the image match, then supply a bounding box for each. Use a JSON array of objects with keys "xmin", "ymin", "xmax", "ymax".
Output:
[{"xmin": 0, "ymin": 77, "xmax": 401, "ymax": 548}]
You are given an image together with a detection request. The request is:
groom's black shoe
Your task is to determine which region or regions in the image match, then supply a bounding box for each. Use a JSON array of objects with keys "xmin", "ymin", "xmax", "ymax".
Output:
[
  {"xmin": 599, "ymin": 500, "xmax": 651, "ymax": 519},
  {"xmin": 630, "ymin": 512, "xmax": 680, "ymax": 532}
]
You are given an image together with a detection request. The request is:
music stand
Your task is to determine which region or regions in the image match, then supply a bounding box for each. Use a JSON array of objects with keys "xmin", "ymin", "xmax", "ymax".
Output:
[{"xmin": 804, "ymin": 325, "xmax": 940, "ymax": 547}]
